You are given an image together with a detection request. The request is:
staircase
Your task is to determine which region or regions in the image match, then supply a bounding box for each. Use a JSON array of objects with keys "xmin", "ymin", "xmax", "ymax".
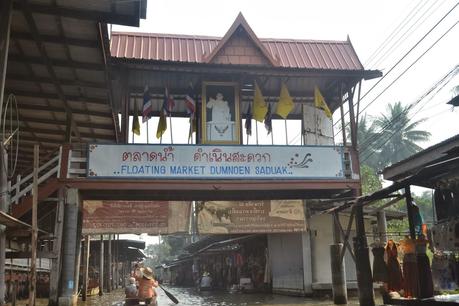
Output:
[{"xmin": 9, "ymin": 145, "xmax": 88, "ymax": 219}]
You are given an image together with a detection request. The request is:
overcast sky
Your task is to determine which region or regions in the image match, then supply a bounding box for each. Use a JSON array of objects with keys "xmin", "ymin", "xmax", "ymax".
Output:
[{"xmin": 116, "ymin": 0, "xmax": 458, "ymax": 244}]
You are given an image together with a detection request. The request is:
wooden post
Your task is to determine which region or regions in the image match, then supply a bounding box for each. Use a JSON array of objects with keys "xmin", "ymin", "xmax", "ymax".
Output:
[
  {"xmin": 49, "ymin": 188, "xmax": 65, "ymax": 305},
  {"xmin": 0, "ymin": 145, "xmax": 7, "ymax": 306},
  {"xmin": 82, "ymin": 235, "xmax": 90, "ymax": 301},
  {"xmin": 0, "ymin": 0, "xmax": 13, "ymax": 117},
  {"xmin": 405, "ymin": 186, "xmax": 416, "ymax": 239},
  {"xmin": 28, "ymin": 145, "xmax": 39, "ymax": 306},
  {"xmin": 99, "ymin": 235, "xmax": 104, "ymax": 296},
  {"xmin": 0, "ymin": 2, "xmax": 13, "ymax": 304},
  {"xmin": 330, "ymin": 213, "xmax": 347, "ymax": 304},
  {"xmin": 107, "ymin": 234, "xmax": 112, "ymax": 292},
  {"xmin": 353, "ymin": 203, "xmax": 375, "ymax": 306}
]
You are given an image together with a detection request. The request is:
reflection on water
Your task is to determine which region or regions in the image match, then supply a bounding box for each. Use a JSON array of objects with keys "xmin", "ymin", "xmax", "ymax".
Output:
[{"xmin": 78, "ymin": 287, "xmax": 372, "ymax": 306}]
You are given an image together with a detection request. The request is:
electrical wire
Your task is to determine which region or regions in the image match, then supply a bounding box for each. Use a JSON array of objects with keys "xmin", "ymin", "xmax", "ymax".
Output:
[
  {"xmin": 370, "ymin": 0, "xmax": 443, "ymax": 70},
  {"xmin": 333, "ymin": 1, "xmax": 459, "ymax": 134},
  {"xmin": 358, "ymin": 65, "xmax": 458, "ymax": 152},
  {"xmin": 364, "ymin": 2, "xmax": 426, "ymax": 66},
  {"xmin": 334, "ymin": 14, "xmax": 459, "ymax": 141}
]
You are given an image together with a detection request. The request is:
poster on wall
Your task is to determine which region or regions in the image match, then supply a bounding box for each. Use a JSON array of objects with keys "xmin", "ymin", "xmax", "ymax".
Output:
[
  {"xmin": 197, "ymin": 200, "xmax": 306, "ymax": 234},
  {"xmin": 82, "ymin": 200, "xmax": 190, "ymax": 234},
  {"xmin": 201, "ymin": 81, "xmax": 240, "ymax": 144}
]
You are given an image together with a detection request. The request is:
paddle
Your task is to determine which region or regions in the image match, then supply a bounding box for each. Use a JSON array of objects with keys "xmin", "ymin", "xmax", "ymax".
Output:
[{"xmin": 159, "ymin": 284, "xmax": 179, "ymax": 304}]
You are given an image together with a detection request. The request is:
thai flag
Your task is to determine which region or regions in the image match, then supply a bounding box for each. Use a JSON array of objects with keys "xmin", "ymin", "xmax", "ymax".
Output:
[
  {"xmin": 142, "ymin": 85, "xmax": 153, "ymax": 123},
  {"xmin": 185, "ymin": 84, "xmax": 196, "ymax": 116},
  {"xmin": 162, "ymin": 87, "xmax": 175, "ymax": 115}
]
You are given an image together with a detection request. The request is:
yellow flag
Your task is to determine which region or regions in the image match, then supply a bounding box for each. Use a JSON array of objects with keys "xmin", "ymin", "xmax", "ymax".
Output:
[
  {"xmin": 156, "ymin": 111, "xmax": 167, "ymax": 139},
  {"xmin": 132, "ymin": 101, "xmax": 140, "ymax": 136},
  {"xmin": 252, "ymin": 82, "xmax": 268, "ymax": 122},
  {"xmin": 275, "ymin": 83, "xmax": 294, "ymax": 119},
  {"xmin": 314, "ymin": 86, "xmax": 332, "ymax": 118}
]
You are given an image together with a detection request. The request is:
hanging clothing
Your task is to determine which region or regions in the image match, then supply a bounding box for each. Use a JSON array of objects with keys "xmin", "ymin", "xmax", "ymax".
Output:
[
  {"xmin": 400, "ymin": 238, "xmax": 419, "ymax": 298},
  {"xmin": 403, "ymin": 253, "xmax": 419, "ymax": 298},
  {"xmin": 385, "ymin": 241, "xmax": 403, "ymax": 292},
  {"xmin": 416, "ymin": 240, "xmax": 434, "ymax": 298},
  {"xmin": 372, "ymin": 246, "xmax": 388, "ymax": 282}
]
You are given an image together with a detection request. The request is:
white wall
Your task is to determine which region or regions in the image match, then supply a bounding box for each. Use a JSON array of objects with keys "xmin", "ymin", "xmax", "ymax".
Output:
[{"xmin": 309, "ymin": 213, "xmax": 374, "ymax": 286}]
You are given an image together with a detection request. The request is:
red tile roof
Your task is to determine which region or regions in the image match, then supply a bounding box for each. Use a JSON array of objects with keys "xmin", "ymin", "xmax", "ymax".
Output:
[{"xmin": 110, "ymin": 32, "xmax": 364, "ymax": 71}]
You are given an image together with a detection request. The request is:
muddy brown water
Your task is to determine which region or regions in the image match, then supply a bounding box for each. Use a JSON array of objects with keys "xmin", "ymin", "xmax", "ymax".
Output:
[{"xmin": 8, "ymin": 287, "xmax": 383, "ymax": 305}]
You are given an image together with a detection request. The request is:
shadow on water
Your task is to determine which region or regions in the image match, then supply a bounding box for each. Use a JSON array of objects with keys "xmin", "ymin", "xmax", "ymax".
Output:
[{"xmin": 78, "ymin": 287, "xmax": 371, "ymax": 306}]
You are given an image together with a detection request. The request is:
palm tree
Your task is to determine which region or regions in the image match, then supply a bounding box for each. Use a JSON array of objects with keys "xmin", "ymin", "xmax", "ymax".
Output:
[
  {"xmin": 353, "ymin": 114, "xmax": 381, "ymax": 169},
  {"xmin": 373, "ymin": 102, "xmax": 430, "ymax": 169}
]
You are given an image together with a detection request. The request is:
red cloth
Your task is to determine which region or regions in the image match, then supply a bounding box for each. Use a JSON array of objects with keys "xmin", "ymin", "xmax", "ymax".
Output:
[{"xmin": 386, "ymin": 244, "xmax": 403, "ymax": 292}]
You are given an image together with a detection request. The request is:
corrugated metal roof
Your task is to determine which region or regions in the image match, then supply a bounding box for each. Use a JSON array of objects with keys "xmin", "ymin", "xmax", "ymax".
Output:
[{"xmin": 111, "ymin": 32, "xmax": 364, "ymax": 70}]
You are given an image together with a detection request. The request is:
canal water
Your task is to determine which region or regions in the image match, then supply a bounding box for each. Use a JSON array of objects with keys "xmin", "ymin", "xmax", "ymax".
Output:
[
  {"xmin": 9, "ymin": 287, "xmax": 383, "ymax": 305},
  {"xmin": 79, "ymin": 287, "xmax": 382, "ymax": 306}
]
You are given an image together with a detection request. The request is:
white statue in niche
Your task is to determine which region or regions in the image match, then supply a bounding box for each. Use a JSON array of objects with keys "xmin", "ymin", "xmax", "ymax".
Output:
[
  {"xmin": 207, "ymin": 93, "xmax": 231, "ymax": 122},
  {"xmin": 206, "ymin": 92, "xmax": 235, "ymax": 141}
]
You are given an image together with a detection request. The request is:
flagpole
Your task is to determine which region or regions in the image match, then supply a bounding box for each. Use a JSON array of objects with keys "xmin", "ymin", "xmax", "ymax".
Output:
[
  {"xmin": 169, "ymin": 114, "xmax": 173, "ymax": 144},
  {"xmin": 301, "ymin": 104, "xmax": 304, "ymax": 146},
  {"xmin": 284, "ymin": 119, "xmax": 288, "ymax": 145},
  {"xmin": 187, "ymin": 116, "xmax": 192, "ymax": 144},
  {"xmin": 271, "ymin": 127, "xmax": 274, "ymax": 145},
  {"xmin": 255, "ymin": 121, "xmax": 259, "ymax": 145},
  {"xmin": 146, "ymin": 120, "xmax": 149, "ymax": 144}
]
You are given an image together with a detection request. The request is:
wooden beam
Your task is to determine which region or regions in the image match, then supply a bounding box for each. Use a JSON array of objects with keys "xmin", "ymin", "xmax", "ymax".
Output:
[
  {"xmin": 11, "ymin": 31, "xmax": 98, "ymax": 48},
  {"xmin": 19, "ymin": 126, "xmax": 115, "ymax": 141},
  {"xmin": 8, "ymin": 116, "xmax": 115, "ymax": 130},
  {"xmin": 19, "ymin": 7, "xmax": 83, "ymax": 141},
  {"xmin": 13, "ymin": 1, "xmax": 141, "ymax": 27},
  {"xmin": 8, "ymin": 54, "xmax": 105, "ymax": 71},
  {"xmin": 5, "ymin": 251, "xmax": 57, "ymax": 259},
  {"xmin": 17, "ymin": 102, "xmax": 111, "ymax": 117},
  {"xmin": 7, "ymin": 73, "xmax": 107, "ymax": 89},
  {"xmin": 10, "ymin": 90, "xmax": 109, "ymax": 106},
  {"xmin": 97, "ymin": 23, "xmax": 119, "ymax": 143}
]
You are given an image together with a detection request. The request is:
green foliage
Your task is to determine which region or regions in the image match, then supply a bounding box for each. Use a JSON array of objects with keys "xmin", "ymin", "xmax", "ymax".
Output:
[
  {"xmin": 360, "ymin": 164, "xmax": 382, "ymax": 195},
  {"xmin": 143, "ymin": 241, "xmax": 172, "ymax": 268},
  {"xmin": 358, "ymin": 102, "xmax": 431, "ymax": 172}
]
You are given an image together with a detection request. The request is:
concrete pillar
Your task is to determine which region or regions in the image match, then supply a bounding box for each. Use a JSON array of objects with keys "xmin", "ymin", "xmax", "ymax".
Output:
[
  {"xmin": 330, "ymin": 213, "xmax": 347, "ymax": 304},
  {"xmin": 58, "ymin": 188, "xmax": 81, "ymax": 306},
  {"xmin": 302, "ymin": 200, "xmax": 313, "ymax": 295},
  {"xmin": 49, "ymin": 189, "xmax": 65, "ymax": 305}
]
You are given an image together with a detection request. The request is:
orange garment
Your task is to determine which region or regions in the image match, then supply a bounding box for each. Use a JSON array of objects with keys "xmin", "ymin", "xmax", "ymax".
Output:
[{"xmin": 136, "ymin": 277, "xmax": 158, "ymax": 299}]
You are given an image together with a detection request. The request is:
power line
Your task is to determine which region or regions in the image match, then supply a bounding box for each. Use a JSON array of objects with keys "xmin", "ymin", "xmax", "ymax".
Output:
[
  {"xmin": 360, "ymin": 66, "xmax": 459, "ymax": 164},
  {"xmin": 334, "ymin": 12, "xmax": 459, "ymax": 140},
  {"xmin": 370, "ymin": 0, "xmax": 443, "ymax": 70},
  {"xmin": 358, "ymin": 65, "xmax": 458, "ymax": 153},
  {"xmin": 333, "ymin": 1, "xmax": 459, "ymax": 135},
  {"xmin": 365, "ymin": 0, "xmax": 430, "ymax": 67}
]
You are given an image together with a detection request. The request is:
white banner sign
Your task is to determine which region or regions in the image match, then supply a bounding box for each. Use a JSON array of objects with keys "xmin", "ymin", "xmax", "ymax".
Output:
[{"xmin": 87, "ymin": 144, "xmax": 344, "ymax": 179}]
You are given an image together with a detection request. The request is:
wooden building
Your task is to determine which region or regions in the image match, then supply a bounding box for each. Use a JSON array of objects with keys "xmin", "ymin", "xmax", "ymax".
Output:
[{"xmin": 0, "ymin": 4, "xmax": 384, "ymax": 306}]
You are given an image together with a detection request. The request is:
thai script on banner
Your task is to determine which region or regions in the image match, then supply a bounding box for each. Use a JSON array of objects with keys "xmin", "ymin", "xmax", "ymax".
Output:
[{"xmin": 88, "ymin": 144, "xmax": 344, "ymax": 179}]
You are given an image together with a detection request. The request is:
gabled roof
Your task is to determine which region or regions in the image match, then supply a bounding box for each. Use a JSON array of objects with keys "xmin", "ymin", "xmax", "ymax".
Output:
[
  {"xmin": 203, "ymin": 13, "xmax": 279, "ymax": 66},
  {"xmin": 111, "ymin": 17, "xmax": 366, "ymax": 71}
]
